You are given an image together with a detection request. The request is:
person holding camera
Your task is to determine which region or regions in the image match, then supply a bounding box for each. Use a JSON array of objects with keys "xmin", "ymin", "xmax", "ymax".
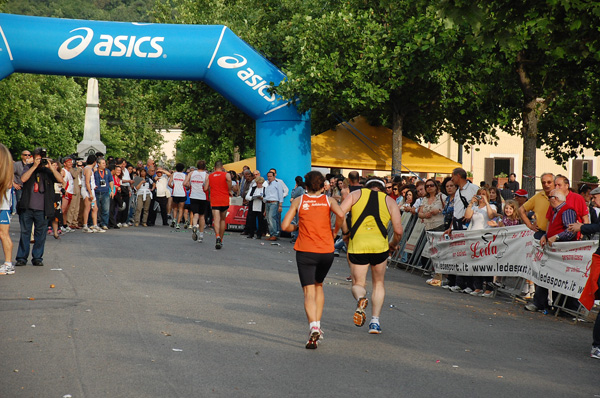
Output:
[{"xmin": 15, "ymin": 147, "xmax": 63, "ymax": 267}]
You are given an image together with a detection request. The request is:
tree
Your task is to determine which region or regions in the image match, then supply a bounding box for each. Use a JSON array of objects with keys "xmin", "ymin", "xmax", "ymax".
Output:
[
  {"xmin": 273, "ymin": 0, "xmax": 497, "ymax": 175},
  {"xmin": 438, "ymin": 0, "xmax": 600, "ymax": 193},
  {"xmin": 150, "ymin": 0, "xmax": 296, "ymax": 166},
  {"xmin": 0, "ymin": 74, "xmax": 84, "ymax": 158}
]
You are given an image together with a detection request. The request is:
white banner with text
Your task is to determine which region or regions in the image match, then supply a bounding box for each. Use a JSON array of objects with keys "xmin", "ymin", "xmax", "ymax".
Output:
[{"xmin": 427, "ymin": 225, "xmax": 598, "ymax": 298}]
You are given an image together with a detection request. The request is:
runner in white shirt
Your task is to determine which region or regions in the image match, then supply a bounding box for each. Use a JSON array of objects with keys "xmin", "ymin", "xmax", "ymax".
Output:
[
  {"xmin": 184, "ymin": 160, "xmax": 208, "ymax": 242},
  {"xmin": 60, "ymin": 157, "xmax": 75, "ymax": 232},
  {"xmin": 0, "ymin": 143, "xmax": 14, "ymax": 275},
  {"xmin": 169, "ymin": 163, "xmax": 187, "ymax": 229}
]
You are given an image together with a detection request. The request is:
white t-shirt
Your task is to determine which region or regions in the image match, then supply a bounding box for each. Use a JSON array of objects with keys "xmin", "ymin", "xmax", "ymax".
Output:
[
  {"xmin": 454, "ymin": 181, "xmax": 479, "ymax": 219},
  {"xmin": 121, "ymin": 168, "xmax": 131, "ymax": 187},
  {"xmin": 172, "ymin": 172, "xmax": 186, "ymax": 197},
  {"xmin": 189, "ymin": 170, "xmax": 207, "ymax": 200},
  {"xmin": 469, "ymin": 204, "xmax": 497, "ymax": 230},
  {"xmin": 64, "ymin": 169, "xmax": 74, "ymax": 194},
  {"xmin": 0, "ymin": 189, "xmax": 11, "ymax": 210}
]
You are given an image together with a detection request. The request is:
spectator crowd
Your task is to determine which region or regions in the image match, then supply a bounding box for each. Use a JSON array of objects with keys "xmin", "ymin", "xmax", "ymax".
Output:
[{"xmin": 2, "ymin": 147, "xmax": 599, "ymax": 358}]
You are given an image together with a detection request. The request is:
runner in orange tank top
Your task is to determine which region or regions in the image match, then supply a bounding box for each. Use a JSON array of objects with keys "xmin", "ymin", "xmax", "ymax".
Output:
[
  {"xmin": 282, "ymin": 171, "xmax": 345, "ymax": 349},
  {"xmin": 203, "ymin": 160, "xmax": 232, "ymax": 250}
]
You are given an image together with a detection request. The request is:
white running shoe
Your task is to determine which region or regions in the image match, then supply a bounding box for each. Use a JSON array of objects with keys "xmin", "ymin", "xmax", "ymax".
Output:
[{"xmin": 82, "ymin": 226, "xmax": 94, "ymax": 233}]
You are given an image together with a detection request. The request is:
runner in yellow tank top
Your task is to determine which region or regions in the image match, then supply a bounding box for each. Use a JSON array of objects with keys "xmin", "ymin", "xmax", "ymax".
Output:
[{"xmin": 340, "ymin": 178, "xmax": 403, "ymax": 334}]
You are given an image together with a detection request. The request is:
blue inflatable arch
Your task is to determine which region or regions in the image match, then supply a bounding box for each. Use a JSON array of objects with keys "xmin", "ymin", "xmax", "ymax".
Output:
[{"xmin": 0, "ymin": 13, "xmax": 310, "ymax": 200}]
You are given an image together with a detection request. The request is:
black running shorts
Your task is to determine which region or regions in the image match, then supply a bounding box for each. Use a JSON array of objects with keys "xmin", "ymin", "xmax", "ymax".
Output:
[
  {"xmin": 296, "ymin": 251, "xmax": 335, "ymax": 287},
  {"xmin": 348, "ymin": 252, "xmax": 389, "ymax": 266},
  {"xmin": 212, "ymin": 205, "xmax": 229, "ymax": 212},
  {"xmin": 190, "ymin": 199, "xmax": 207, "ymax": 214},
  {"xmin": 172, "ymin": 195, "xmax": 186, "ymax": 204}
]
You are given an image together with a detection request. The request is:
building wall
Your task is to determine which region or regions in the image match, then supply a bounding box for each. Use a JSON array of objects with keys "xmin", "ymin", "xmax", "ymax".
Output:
[
  {"xmin": 157, "ymin": 128, "xmax": 183, "ymax": 164},
  {"xmin": 426, "ymin": 130, "xmax": 597, "ymax": 192}
]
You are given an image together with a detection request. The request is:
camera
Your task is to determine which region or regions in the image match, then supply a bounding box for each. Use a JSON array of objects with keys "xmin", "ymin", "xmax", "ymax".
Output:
[
  {"xmin": 39, "ymin": 148, "xmax": 48, "ymax": 166},
  {"xmin": 475, "ymin": 195, "xmax": 482, "ymax": 200}
]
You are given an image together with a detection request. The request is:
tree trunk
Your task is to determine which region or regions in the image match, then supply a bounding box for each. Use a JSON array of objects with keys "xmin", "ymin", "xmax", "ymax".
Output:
[
  {"xmin": 392, "ymin": 108, "xmax": 403, "ymax": 176},
  {"xmin": 521, "ymin": 101, "xmax": 538, "ymax": 196},
  {"xmin": 516, "ymin": 51, "xmax": 544, "ymax": 197}
]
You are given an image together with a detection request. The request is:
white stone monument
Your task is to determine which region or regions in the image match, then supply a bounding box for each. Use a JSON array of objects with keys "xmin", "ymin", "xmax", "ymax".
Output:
[{"xmin": 77, "ymin": 78, "xmax": 106, "ymax": 158}]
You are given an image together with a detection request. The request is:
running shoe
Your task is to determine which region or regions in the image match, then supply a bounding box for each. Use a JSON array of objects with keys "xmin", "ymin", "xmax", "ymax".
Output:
[
  {"xmin": 170, "ymin": 220, "xmax": 175, "ymax": 228},
  {"xmin": 92, "ymin": 226, "xmax": 106, "ymax": 233},
  {"xmin": 176, "ymin": 223, "xmax": 180, "ymax": 230},
  {"xmin": 82, "ymin": 226, "xmax": 93, "ymax": 233},
  {"xmin": 192, "ymin": 226, "xmax": 198, "ymax": 241},
  {"xmin": 198, "ymin": 232, "xmax": 204, "ymax": 243},
  {"xmin": 591, "ymin": 346, "xmax": 600, "ymax": 359},
  {"xmin": 368, "ymin": 322, "xmax": 382, "ymax": 334},
  {"xmin": 215, "ymin": 237, "xmax": 222, "ymax": 250},
  {"xmin": 305, "ymin": 326, "xmax": 320, "ymax": 349},
  {"xmin": 5, "ymin": 263, "xmax": 15, "ymax": 275},
  {"xmin": 0, "ymin": 264, "xmax": 7, "ymax": 275},
  {"xmin": 354, "ymin": 297, "xmax": 369, "ymax": 327},
  {"xmin": 184, "ymin": 220, "xmax": 190, "ymax": 229}
]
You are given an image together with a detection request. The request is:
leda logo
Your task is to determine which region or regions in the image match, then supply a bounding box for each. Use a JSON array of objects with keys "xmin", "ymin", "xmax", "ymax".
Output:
[{"xmin": 58, "ymin": 27, "xmax": 164, "ymax": 60}]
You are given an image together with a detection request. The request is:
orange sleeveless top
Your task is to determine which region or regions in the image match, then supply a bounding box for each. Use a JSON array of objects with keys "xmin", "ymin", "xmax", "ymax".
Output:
[
  {"xmin": 208, "ymin": 171, "xmax": 229, "ymax": 206},
  {"xmin": 294, "ymin": 194, "xmax": 334, "ymax": 253}
]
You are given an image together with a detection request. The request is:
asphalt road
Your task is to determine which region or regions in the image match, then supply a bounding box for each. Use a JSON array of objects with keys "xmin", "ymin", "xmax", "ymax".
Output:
[{"xmin": 0, "ymin": 220, "xmax": 599, "ymax": 398}]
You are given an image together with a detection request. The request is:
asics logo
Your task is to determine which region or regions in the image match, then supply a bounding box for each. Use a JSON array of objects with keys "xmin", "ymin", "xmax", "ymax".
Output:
[
  {"xmin": 58, "ymin": 27, "xmax": 165, "ymax": 60},
  {"xmin": 58, "ymin": 28, "xmax": 93, "ymax": 60},
  {"xmin": 217, "ymin": 55, "xmax": 276, "ymax": 103},
  {"xmin": 217, "ymin": 54, "xmax": 247, "ymax": 69}
]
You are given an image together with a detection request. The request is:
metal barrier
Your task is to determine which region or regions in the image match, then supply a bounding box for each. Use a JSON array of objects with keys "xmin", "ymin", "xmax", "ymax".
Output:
[{"xmin": 388, "ymin": 214, "xmax": 431, "ymax": 276}]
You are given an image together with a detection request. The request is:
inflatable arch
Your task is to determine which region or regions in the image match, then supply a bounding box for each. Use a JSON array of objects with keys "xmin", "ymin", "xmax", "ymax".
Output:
[{"xmin": 0, "ymin": 13, "xmax": 310, "ymax": 204}]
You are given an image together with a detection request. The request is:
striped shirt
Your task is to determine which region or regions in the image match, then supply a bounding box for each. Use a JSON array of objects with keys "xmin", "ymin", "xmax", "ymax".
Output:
[{"xmin": 550, "ymin": 202, "xmax": 577, "ymax": 241}]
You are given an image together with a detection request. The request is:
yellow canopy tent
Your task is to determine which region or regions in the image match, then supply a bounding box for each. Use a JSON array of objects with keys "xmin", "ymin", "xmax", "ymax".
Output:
[
  {"xmin": 224, "ymin": 116, "xmax": 460, "ymax": 173},
  {"xmin": 222, "ymin": 157, "xmax": 256, "ymax": 173},
  {"xmin": 311, "ymin": 116, "xmax": 460, "ymax": 173}
]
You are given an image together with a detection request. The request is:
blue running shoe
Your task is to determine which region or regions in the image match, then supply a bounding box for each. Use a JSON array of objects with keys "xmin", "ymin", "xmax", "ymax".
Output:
[{"xmin": 368, "ymin": 322, "xmax": 382, "ymax": 334}]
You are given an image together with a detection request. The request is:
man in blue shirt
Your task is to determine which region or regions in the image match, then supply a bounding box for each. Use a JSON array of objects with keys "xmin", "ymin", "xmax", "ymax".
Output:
[
  {"xmin": 94, "ymin": 158, "xmax": 114, "ymax": 230},
  {"xmin": 264, "ymin": 171, "xmax": 283, "ymax": 241}
]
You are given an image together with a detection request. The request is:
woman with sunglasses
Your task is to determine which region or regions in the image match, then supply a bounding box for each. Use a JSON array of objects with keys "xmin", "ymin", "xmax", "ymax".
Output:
[{"xmin": 418, "ymin": 179, "xmax": 446, "ymax": 232}]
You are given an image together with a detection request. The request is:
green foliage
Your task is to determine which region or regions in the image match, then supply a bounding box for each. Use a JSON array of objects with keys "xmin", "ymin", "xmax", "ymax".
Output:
[
  {"xmin": 0, "ymin": 74, "xmax": 84, "ymax": 159},
  {"xmin": 438, "ymin": 0, "xmax": 600, "ymax": 164},
  {"xmin": 581, "ymin": 171, "xmax": 599, "ymax": 184},
  {"xmin": 92, "ymin": 78, "xmax": 165, "ymax": 162},
  {"xmin": 2, "ymin": 0, "xmax": 155, "ymax": 21}
]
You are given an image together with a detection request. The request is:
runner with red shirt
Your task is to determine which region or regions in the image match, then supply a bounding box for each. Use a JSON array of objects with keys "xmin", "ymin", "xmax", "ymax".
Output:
[{"xmin": 203, "ymin": 161, "xmax": 232, "ymax": 250}]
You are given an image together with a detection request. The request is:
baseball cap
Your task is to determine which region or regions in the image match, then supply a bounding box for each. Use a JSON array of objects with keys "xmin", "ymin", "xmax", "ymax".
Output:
[
  {"xmin": 590, "ymin": 187, "xmax": 600, "ymax": 195},
  {"xmin": 514, "ymin": 189, "xmax": 528, "ymax": 197}
]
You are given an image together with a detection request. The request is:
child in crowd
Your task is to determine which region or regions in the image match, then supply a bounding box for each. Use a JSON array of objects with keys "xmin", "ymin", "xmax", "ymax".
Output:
[
  {"xmin": 488, "ymin": 199, "xmax": 534, "ymax": 298},
  {"xmin": 488, "ymin": 199, "xmax": 520, "ymax": 227}
]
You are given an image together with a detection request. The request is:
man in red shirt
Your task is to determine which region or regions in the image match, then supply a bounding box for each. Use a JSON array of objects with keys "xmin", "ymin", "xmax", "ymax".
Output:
[
  {"xmin": 203, "ymin": 161, "xmax": 232, "ymax": 249},
  {"xmin": 546, "ymin": 175, "xmax": 589, "ymax": 225}
]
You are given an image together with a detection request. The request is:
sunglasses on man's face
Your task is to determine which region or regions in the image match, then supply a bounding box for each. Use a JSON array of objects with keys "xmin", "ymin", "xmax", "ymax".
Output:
[{"xmin": 22, "ymin": 153, "xmax": 31, "ymax": 157}]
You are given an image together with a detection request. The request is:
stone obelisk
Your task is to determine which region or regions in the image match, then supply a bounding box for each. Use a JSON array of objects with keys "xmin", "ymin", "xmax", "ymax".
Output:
[{"xmin": 77, "ymin": 78, "xmax": 106, "ymax": 158}]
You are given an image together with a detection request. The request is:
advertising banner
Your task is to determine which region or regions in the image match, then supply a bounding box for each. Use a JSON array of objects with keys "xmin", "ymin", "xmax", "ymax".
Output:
[{"xmin": 427, "ymin": 225, "xmax": 598, "ymax": 299}]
